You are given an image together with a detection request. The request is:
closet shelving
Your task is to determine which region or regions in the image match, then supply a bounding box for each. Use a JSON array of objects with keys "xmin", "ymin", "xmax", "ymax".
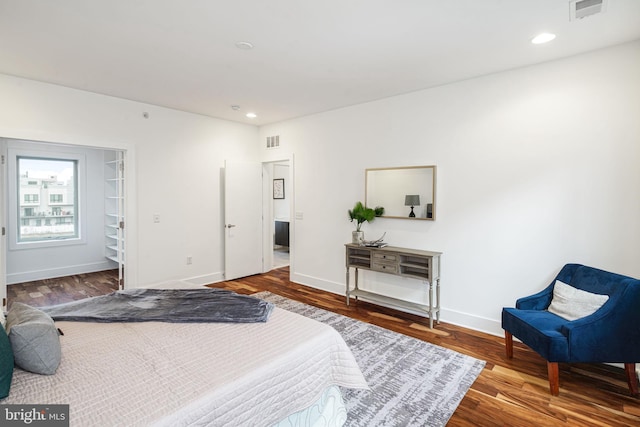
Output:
[{"xmin": 104, "ymin": 151, "xmax": 124, "ymax": 288}]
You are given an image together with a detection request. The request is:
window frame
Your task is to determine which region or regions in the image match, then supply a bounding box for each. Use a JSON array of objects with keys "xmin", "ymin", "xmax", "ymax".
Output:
[
  {"xmin": 50, "ymin": 194, "xmax": 64, "ymax": 204},
  {"xmin": 7, "ymin": 147, "xmax": 87, "ymax": 250}
]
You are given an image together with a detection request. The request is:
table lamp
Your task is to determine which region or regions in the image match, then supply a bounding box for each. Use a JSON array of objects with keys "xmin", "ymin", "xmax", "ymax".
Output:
[{"xmin": 404, "ymin": 195, "xmax": 420, "ymax": 217}]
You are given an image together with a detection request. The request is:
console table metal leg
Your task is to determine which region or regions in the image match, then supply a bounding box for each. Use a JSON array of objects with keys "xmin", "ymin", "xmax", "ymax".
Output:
[
  {"xmin": 345, "ymin": 268, "xmax": 350, "ymax": 306},
  {"xmin": 428, "ymin": 280, "xmax": 434, "ymax": 329},
  {"xmin": 436, "ymin": 278, "xmax": 441, "ymax": 324},
  {"xmin": 354, "ymin": 267, "xmax": 359, "ymax": 302}
]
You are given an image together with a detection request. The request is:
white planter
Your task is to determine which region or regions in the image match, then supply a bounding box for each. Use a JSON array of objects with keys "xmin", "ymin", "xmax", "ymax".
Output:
[{"xmin": 352, "ymin": 231, "xmax": 364, "ymax": 245}]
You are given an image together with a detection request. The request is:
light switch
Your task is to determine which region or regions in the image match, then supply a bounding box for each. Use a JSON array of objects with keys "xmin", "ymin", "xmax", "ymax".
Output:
[{"xmin": 295, "ymin": 211, "xmax": 303, "ymax": 220}]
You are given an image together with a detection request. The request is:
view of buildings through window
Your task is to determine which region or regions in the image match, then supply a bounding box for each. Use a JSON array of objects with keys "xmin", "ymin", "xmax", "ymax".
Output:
[{"xmin": 18, "ymin": 157, "xmax": 78, "ymax": 242}]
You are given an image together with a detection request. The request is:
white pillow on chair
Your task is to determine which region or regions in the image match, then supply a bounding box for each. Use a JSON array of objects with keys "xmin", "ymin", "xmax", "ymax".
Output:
[{"xmin": 548, "ymin": 280, "xmax": 609, "ymax": 321}]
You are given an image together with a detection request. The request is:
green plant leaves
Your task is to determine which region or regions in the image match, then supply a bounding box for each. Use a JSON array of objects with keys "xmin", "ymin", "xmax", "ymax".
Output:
[{"xmin": 348, "ymin": 202, "xmax": 384, "ymax": 231}]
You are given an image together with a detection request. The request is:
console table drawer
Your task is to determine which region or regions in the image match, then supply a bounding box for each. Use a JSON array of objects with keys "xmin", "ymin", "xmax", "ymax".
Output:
[
  {"xmin": 372, "ymin": 252, "xmax": 398, "ymax": 262},
  {"xmin": 371, "ymin": 262, "xmax": 398, "ymax": 274}
]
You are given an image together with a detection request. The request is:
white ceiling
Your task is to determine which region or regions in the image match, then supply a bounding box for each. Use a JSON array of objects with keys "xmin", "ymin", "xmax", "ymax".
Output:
[{"xmin": 1, "ymin": 0, "xmax": 639, "ymax": 126}]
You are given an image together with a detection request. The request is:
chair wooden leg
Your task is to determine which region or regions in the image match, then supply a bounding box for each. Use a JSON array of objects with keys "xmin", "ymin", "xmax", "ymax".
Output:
[
  {"xmin": 505, "ymin": 331, "xmax": 513, "ymax": 359},
  {"xmin": 548, "ymin": 362, "xmax": 559, "ymax": 396},
  {"xmin": 625, "ymin": 363, "xmax": 638, "ymax": 396}
]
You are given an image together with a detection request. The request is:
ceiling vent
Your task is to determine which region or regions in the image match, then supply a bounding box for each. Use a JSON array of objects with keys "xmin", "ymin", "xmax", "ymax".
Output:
[
  {"xmin": 266, "ymin": 135, "xmax": 280, "ymax": 149},
  {"xmin": 570, "ymin": 0, "xmax": 607, "ymax": 20}
]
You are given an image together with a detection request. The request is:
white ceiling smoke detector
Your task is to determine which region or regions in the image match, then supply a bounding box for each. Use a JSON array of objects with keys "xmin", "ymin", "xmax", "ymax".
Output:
[{"xmin": 569, "ymin": 0, "xmax": 608, "ymax": 21}]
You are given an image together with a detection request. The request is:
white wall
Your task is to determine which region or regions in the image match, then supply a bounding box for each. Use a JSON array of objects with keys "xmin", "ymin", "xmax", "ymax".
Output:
[
  {"xmin": 1, "ymin": 41, "xmax": 638, "ymax": 337},
  {"xmin": 0, "ymin": 74, "xmax": 259, "ymax": 288},
  {"xmin": 260, "ymin": 41, "xmax": 640, "ymax": 335},
  {"xmin": 4, "ymin": 139, "xmax": 113, "ymax": 284}
]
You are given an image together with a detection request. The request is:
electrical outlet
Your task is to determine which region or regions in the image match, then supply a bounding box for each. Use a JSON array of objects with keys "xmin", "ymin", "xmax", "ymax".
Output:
[
  {"xmin": 295, "ymin": 211, "xmax": 303, "ymax": 220},
  {"xmin": 186, "ymin": 256, "xmax": 192, "ymax": 265},
  {"xmin": 153, "ymin": 214, "xmax": 160, "ymax": 223}
]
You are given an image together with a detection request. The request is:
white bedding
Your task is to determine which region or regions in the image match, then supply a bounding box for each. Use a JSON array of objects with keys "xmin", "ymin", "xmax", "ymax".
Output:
[{"xmin": 3, "ymin": 307, "xmax": 368, "ymax": 426}]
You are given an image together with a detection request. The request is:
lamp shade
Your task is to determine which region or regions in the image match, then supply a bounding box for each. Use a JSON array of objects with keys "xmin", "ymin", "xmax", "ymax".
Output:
[{"xmin": 404, "ymin": 195, "xmax": 420, "ymax": 206}]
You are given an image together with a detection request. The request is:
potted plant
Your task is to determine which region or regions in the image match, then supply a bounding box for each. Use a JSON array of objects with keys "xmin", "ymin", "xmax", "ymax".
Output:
[{"xmin": 348, "ymin": 202, "xmax": 384, "ymax": 245}]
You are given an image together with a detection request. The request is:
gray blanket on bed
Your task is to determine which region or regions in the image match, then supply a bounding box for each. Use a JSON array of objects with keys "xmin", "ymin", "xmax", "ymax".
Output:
[{"xmin": 40, "ymin": 288, "xmax": 274, "ymax": 323}]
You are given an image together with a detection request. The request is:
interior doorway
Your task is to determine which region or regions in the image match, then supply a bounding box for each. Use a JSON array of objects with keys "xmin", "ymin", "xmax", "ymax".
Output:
[
  {"xmin": 1, "ymin": 137, "xmax": 128, "ymax": 306},
  {"xmin": 261, "ymin": 158, "xmax": 292, "ymax": 274},
  {"xmin": 224, "ymin": 157, "xmax": 293, "ymax": 280},
  {"xmin": 271, "ymin": 161, "xmax": 290, "ymax": 269}
]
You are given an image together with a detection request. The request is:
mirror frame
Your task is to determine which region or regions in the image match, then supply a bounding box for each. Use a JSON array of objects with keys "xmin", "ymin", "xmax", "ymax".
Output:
[{"xmin": 365, "ymin": 165, "xmax": 437, "ymax": 221}]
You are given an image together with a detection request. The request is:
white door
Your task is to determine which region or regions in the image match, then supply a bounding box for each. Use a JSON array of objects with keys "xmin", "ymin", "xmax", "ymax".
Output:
[
  {"xmin": 224, "ymin": 161, "xmax": 263, "ymax": 280},
  {"xmin": 0, "ymin": 143, "xmax": 6, "ymax": 309}
]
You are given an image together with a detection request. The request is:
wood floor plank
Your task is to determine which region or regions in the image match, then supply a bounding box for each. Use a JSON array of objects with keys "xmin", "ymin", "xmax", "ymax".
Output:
[{"xmin": 7, "ymin": 267, "xmax": 640, "ymax": 426}]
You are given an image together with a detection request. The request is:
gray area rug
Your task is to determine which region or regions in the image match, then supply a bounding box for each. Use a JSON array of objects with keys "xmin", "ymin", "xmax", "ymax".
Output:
[{"xmin": 254, "ymin": 292, "xmax": 486, "ymax": 427}]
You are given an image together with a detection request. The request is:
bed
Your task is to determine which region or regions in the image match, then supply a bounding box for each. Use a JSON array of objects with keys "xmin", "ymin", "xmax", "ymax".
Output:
[{"xmin": 1, "ymin": 294, "xmax": 368, "ymax": 426}]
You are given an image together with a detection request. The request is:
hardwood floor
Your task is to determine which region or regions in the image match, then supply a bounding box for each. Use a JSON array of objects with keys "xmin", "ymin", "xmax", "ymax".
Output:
[
  {"xmin": 7, "ymin": 268, "xmax": 640, "ymax": 426},
  {"xmin": 6, "ymin": 270, "xmax": 119, "ymax": 308}
]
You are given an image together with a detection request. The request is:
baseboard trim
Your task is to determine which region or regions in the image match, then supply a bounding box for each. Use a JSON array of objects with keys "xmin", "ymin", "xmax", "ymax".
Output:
[
  {"xmin": 439, "ymin": 308, "xmax": 504, "ymax": 337},
  {"xmin": 7, "ymin": 261, "xmax": 116, "ymax": 285},
  {"xmin": 290, "ymin": 272, "xmax": 345, "ymax": 296},
  {"xmin": 184, "ymin": 272, "xmax": 224, "ymax": 286},
  {"xmin": 290, "ymin": 271, "xmax": 504, "ymax": 336}
]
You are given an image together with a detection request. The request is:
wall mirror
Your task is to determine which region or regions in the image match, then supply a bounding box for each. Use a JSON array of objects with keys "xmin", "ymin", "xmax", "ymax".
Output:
[{"xmin": 365, "ymin": 165, "xmax": 436, "ymax": 220}]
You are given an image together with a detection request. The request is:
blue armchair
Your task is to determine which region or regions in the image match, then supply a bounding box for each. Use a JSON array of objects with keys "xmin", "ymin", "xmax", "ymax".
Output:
[{"xmin": 502, "ymin": 264, "xmax": 640, "ymax": 396}]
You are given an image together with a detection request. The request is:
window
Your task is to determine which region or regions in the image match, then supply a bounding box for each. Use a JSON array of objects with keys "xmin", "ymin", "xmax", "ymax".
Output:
[
  {"xmin": 24, "ymin": 194, "xmax": 39, "ymax": 203},
  {"xmin": 17, "ymin": 156, "xmax": 78, "ymax": 243},
  {"xmin": 7, "ymin": 144, "xmax": 88, "ymax": 251}
]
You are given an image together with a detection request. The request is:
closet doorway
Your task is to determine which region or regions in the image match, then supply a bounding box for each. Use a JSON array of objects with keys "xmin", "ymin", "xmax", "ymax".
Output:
[{"xmin": 1, "ymin": 138, "xmax": 127, "ymax": 307}]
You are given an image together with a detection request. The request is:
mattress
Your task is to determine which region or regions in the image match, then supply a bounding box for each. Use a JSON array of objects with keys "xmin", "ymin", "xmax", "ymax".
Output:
[
  {"xmin": 275, "ymin": 385, "xmax": 346, "ymax": 427},
  {"xmin": 3, "ymin": 307, "xmax": 368, "ymax": 426}
]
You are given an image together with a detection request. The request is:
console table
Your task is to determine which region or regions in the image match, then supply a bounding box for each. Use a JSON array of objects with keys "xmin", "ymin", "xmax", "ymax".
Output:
[{"xmin": 345, "ymin": 244, "xmax": 442, "ymax": 328}]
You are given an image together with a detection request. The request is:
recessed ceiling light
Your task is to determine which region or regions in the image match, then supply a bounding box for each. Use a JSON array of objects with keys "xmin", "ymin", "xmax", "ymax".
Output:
[
  {"xmin": 246, "ymin": 112, "xmax": 257, "ymax": 118},
  {"xmin": 531, "ymin": 33, "xmax": 556, "ymax": 44},
  {"xmin": 235, "ymin": 41, "xmax": 254, "ymax": 50}
]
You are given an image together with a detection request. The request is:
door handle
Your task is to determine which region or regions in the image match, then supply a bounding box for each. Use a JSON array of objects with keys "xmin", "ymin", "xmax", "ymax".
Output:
[{"xmin": 226, "ymin": 224, "xmax": 236, "ymax": 228}]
